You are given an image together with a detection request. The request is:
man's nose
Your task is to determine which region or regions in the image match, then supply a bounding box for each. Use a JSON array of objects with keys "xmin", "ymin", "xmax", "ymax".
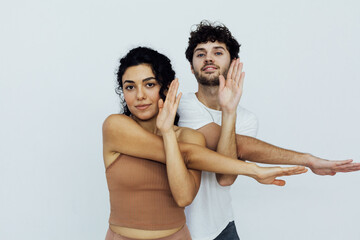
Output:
[{"xmin": 204, "ymin": 54, "xmax": 214, "ymax": 63}]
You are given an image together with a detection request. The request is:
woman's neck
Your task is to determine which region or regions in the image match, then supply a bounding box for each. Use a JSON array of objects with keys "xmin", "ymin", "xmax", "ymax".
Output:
[{"xmin": 131, "ymin": 115, "xmax": 161, "ymax": 135}]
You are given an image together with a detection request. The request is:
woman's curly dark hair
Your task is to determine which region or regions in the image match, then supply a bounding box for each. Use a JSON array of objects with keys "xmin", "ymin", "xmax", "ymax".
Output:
[
  {"xmin": 185, "ymin": 20, "xmax": 241, "ymax": 65},
  {"xmin": 116, "ymin": 47, "xmax": 179, "ymax": 124}
]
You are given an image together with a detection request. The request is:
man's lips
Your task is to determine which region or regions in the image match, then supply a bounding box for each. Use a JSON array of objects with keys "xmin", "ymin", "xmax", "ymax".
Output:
[
  {"xmin": 202, "ymin": 65, "xmax": 218, "ymax": 72},
  {"xmin": 135, "ymin": 104, "xmax": 151, "ymax": 110}
]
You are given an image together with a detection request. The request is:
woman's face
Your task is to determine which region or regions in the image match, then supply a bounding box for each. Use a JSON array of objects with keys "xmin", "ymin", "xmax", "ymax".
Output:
[{"xmin": 122, "ymin": 64, "xmax": 162, "ymax": 121}]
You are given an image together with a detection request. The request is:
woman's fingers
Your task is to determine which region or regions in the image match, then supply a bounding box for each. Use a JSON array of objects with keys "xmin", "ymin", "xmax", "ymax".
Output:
[
  {"xmin": 166, "ymin": 78, "xmax": 179, "ymax": 104},
  {"xmin": 164, "ymin": 79, "xmax": 181, "ymax": 114},
  {"xmin": 158, "ymin": 98, "xmax": 164, "ymax": 109},
  {"xmin": 175, "ymin": 92, "xmax": 182, "ymax": 109},
  {"xmin": 281, "ymin": 166, "xmax": 308, "ymax": 176},
  {"xmin": 167, "ymin": 79, "xmax": 177, "ymax": 102},
  {"xmin": 272, "ymin": 179, "xmax": 286, "ymax": 186}
]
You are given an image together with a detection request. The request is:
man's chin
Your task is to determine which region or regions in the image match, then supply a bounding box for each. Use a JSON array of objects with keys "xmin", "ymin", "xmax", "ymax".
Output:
[
  {"xmin": 194, "ymin": 71, "xmax": 220, "ymax": 86},
  {"xmin": 197, "ymin": 78, "xmax": 220, "ymax": 86}
]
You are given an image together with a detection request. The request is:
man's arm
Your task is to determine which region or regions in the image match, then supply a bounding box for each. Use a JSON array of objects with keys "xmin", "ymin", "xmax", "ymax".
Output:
[{"xmin": 198, "ymin": 122, "xmax": 360, "ymax": 175}]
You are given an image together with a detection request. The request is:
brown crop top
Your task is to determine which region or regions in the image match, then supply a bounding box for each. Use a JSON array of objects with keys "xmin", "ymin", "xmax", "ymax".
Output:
[{"xmin": 106, "ymin": 154, "xmax": 186, "ymax": 230}]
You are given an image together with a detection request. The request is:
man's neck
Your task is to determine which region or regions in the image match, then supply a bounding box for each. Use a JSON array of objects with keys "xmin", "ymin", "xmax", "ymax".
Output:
[{"xmin": 196, "ymin": 84, "xmax": 221, "ymax": 110}]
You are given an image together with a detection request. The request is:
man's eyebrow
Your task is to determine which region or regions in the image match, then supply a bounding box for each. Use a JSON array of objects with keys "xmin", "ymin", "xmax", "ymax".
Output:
[
  {"xmin": 194, "ymin": 48, "xmax": 206, "ymax": 53},
  {"xmin": 123, "ymin": 77, "xmax": 156, "ymax": 84},
  {"xmin": 194, "ymin": 46, "xmax": 226, "ymax": 52},
  {"xmin": 213, "ymin": 46, "xmax": 226, "ymax": 51}
]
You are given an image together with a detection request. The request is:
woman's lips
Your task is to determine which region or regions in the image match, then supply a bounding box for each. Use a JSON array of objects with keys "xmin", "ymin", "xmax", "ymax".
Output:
[{"xmin": 135, "ymin": 104, "xmax": 151, "ymax": 110}]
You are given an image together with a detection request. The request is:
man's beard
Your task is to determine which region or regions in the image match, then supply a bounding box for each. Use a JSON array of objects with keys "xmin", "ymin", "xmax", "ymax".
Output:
[{"xmin": 194, "ymin": 65, "xmax": 228, "ymax": 86}]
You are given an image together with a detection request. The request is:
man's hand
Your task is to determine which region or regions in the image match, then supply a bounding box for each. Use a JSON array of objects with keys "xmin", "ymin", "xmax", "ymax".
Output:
[
  {"xmin": 307, "ymin": 155, "xmax": 360, "ymax": 176},
  {"xmin": 218, "ymin": 58, "xmax": 245, "ymax": 114}
]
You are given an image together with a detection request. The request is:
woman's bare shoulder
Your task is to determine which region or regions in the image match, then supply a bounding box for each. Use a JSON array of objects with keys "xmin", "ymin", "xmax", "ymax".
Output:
[
  {"xmin": 103, "ymin": 114, "xmax": 133, "ymax": 132},
  {"xmin": 175, "ymin": 126, "xmax": 206, "ymax": 147}
]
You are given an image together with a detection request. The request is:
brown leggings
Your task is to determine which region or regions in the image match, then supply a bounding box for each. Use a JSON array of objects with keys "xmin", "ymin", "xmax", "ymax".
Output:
[{"xmin": 105, "ymin": 225, "xmax": 191, "ymax": 240}]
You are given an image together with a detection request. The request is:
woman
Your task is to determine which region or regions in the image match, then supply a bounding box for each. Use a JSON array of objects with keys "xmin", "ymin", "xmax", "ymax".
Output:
[{"xmin": 103, "ymin": 47, "xmax": 307, "ymax": 240}]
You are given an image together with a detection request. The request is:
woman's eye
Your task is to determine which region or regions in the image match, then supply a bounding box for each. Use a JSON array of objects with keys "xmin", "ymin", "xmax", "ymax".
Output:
[
  {"xmin": 125, "ymin": 86, "xmax": 134, "ymax": 90},
  {"xmin": 146, "ymin": 83, "xmax": 155, "ymax": 87}
]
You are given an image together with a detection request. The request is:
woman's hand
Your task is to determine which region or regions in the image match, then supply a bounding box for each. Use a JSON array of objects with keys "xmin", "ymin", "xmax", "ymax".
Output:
[
  {"xmin": 218, "ymin": 58, "xmax": 245, "ymax": 114},
  {"xmin": 156, "ymin": 78, "xmax": 182, "ymax": 134},
  {"xmin": 253, "ymin": 164, "xmax": 308, "ymax": 186}
]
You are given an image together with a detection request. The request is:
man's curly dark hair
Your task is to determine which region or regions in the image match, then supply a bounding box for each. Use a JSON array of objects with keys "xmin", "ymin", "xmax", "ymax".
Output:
[
  {"xmin": 116, "ymin": 47, "xmax": 179, "ymax": 124},
  {"xmin": 185, "ymin": 20, "xmax": 241, "ymax": 65}
]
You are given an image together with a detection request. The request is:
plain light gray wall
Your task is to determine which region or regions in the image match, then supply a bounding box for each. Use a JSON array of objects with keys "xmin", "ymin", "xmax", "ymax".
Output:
[{"xmin": 1, "ymin": 0, "xmax": 359, "ymax": 239}]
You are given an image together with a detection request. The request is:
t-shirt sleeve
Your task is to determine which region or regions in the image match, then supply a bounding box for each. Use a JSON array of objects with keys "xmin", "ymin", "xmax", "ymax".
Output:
[
  {"xmin": 236, "ymin": 107, "xmax": 259, "ymax": 138},
  {"xmin": 177, "ymin": 93, "xmax": 213, "ymax": 130}
]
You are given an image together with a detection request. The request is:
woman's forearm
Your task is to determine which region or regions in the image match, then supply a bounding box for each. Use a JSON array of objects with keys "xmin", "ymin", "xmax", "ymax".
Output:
[
  {"xmin": 162, "ymin": 131, "xmax": 200, "ymax": 207},
  {"xmin": 179, "ymin": 142, "xmax": 258, "ymax": 178},
  {"xmin": 104, "ymin": 114, "xmax": 305, "ymax": 183}
]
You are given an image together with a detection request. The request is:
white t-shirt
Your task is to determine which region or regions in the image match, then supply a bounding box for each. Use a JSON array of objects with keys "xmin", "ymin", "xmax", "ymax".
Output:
[{"xmin": 178, "ymin": 92, "xmax": 258, "ymax": 240}]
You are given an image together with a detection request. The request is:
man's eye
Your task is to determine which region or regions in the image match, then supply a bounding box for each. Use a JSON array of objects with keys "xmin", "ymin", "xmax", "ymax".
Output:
[
  {"xmin": 215, "ymin": 52, "xmax": 223, "ymax": 56},
  {"xmin": 197, "ymin": 53, "xmax": 205, "ymax": 57}
]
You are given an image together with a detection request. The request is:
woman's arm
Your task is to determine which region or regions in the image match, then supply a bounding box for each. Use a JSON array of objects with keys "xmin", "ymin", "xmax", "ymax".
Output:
[
  {"xmin": 156, "ymin": 79, "xmax": 202, "ymax": 207},
  {"xmin": 103, "ymin": 114, "xmax": 166, "ymax": 165},
  {"xmin": 103, "ymin": 114, "xmax": 307, "ymax": 186},
  {"xmin": 215, "ymin": 59, "xmax": 244, "ymax": 186}
]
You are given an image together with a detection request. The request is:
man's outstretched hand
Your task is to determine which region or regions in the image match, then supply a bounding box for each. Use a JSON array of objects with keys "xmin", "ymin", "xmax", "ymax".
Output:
[{"xmin": 308, "ymin": 156, "xmax": 360, "ymax": 176}]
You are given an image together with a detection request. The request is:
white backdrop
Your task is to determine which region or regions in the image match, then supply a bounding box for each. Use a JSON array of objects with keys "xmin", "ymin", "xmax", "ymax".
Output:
[{"xmin": 1, "ymin": 0, "xmax": 359, "ymax": 239}]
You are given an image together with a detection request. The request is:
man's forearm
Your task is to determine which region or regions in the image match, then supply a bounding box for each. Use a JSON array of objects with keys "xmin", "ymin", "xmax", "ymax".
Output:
[
  {"xmin": 216, "ymin": 112, "xmax": 238, "ymax": 185},
  {"xmin": 236, "ymin": 134, "xmax": 311, "ymax": 166}
]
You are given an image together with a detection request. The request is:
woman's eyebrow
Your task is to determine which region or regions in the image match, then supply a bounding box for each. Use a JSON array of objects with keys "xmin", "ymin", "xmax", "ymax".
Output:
[
  {"xmin": 142, "ymin": 77, "xmax": 156, "ymax": 82},
  {"xmin": 123, "ymin": 77, "xmax": 156, "ymax": 84}
]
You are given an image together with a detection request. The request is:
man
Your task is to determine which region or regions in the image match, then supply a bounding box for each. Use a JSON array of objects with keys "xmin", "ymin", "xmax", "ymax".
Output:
[{"xmin": 177, "ymin": 20, "xmax": 360, "ymax": 240}]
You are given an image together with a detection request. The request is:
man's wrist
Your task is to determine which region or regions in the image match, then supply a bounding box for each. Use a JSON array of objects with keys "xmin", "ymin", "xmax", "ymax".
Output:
[
  {"xmin": 301, "ymin": 153, "xmax": 314, "ymax": 168},
  {"xmin": 221, "ymin": 112, "xmax": 236, "ymax": 124},
  {"xmin": 221, "ymin": 110, "xmax": 237, "ymax": 117}
]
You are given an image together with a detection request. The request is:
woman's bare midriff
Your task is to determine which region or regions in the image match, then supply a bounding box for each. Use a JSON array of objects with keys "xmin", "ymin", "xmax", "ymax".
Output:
[{"xmin": 110, "ymin": 224, "xmax": 183, "ymax": 239}]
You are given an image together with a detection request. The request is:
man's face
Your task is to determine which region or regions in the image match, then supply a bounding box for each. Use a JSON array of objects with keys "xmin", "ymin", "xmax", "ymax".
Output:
[{"xmin": 191, "ymin": 41, "xmax": 231, "ymax": 86}]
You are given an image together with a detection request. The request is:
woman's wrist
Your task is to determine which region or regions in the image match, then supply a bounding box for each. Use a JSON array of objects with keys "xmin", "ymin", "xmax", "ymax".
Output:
[
  {"xmin": 242, "ymin": 162, "xmax": 260, "ymax": 179},
  {"xmin": 160, "ymin": 128, "xmax": 176, "ymax": 138}
]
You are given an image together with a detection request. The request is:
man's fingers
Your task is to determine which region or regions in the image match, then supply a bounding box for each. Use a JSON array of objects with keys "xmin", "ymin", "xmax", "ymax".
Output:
[
  {"xmin": 234, "ymin": 61, "xmax": 243, "ymax": 84},
  {"xmin": 238, "ymin": 72, "xmax": 245, "ymax": 90},
  {"xmin": 334, "ymin": 159, "xmax": 353, "ymax": 166},
  {"xmin": 219, "ymin": 75, "xmax": 226, "ymax": 90},
  {"xmin": 333, "ymin": 164, "xmax": 360, "ymax": 172},
  {"xmin": 227, "ymin": 59, "xmax": 236, "ymax": 80},
  {"xmin": 231, "ymin": 59, "xmax": 239, "ymax": 81}
]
